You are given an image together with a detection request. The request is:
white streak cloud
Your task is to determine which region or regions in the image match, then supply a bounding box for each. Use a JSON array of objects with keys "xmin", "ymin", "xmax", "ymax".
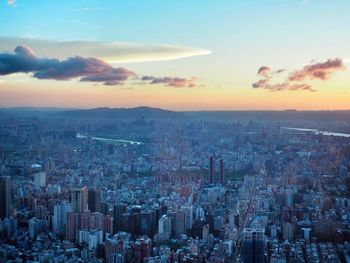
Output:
[{"xmin": 0, "ymin": 37, "xmax": 211, "ymax": 64}]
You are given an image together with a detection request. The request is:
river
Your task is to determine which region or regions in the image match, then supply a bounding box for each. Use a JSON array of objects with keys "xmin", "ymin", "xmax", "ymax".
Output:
[
  {"xmin": 76, "ymin": 133, "xmax": 143, "ymax": 145},
  {"xmin": 281, "ymin": 127, "xmax": 350, "ymax": 138}
]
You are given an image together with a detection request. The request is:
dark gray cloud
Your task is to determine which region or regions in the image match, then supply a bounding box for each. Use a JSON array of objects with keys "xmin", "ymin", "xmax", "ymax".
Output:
[
  {"xmin": 0, "ymin": 45, "xmax": 136, "ymax": 85},
  {"xmin": 0, "ymin": 45, "xmax": 200, "ymax": 87}
]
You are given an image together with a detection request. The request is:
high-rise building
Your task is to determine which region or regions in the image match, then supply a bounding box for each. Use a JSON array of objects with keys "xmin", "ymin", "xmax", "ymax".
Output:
[
  {"xmin": 53, "ymin": 202, "xmax": 72, "ymax": 236},
  {"xmin": 29, "ymin": 217, "xmax": 43, "ymax": 240},
  {"xmin": 105, "ymin": 239, "xmax": 122, "ymax": 263},
  {"xmin": 202, "ymin": 224, "xmax": 209, "ymax": 240},
  {"xmin": 219, "ymin": 159, "xmax": 225, "ymax": 184},
  {"xmin": 107, "ymin": 144, "xmax": 115, "ymax": 155},
  {"xmin": 33, "ymin": 171, "xmax": 46, "ymax": 188},
  {"xmin": 243, "ymin": 228, "xmax": 265, "ymax": 263},
  {"xmin": 181, "ymin": 205, "xmax": 193, "ymax": 233},
  {"xmin": 134, "ymin": 236, "xmax": 152, "ymax": 263},
  {"xmin": 104, "ymin": 215, "xmax": 114, "ymax": 234},
  {"xmin": 158, "ymin": 215, "xmax": 171, "ymax": 235},
  {"xmin": 89, "ymin": 212, "xmax": 104, "ymax": 231},
  {"xmin": 101, "ymin": 202, "xmax": 109, "ymax": 215},
  {"xmin": 88, "ymin": 188, "xmax": 102, "ymax": 213},
  {"xmin": 79, "ymin": 229, "xmax": 103, "ymax": 250},
  {"xmin": 71, "ymin": 186, "xmax": 88, "ymax": 213},
  {"xmin": 1, "ymin": 217, "xmax": 17, "ymax": 239},
  {"xmin": 113, "ymin": 203, "xmax": 127, "ymax": 233},
  {"xmin": 209, "ymin": 156, "xmax": 214, "ymax": 184},
  {"xmin": 175, "ymin": 210, "xmax": 185, "ymax": 237},
  {"xmin": 0, "ymin": 176, "xmax": 11, "ymax": 219},
  {"xmin": 301, "ymin": 227, "xmax": 312, "ymax": 240},
  {"xmin": 67, "ymin": 212, "xmax": 80, "ymax": 242},
  {"xmin": 283, "ymin": 222, "xmax": 294, "ymax": 240},
  {"xmin": 140, "ymin": 210, "xmax": 156, "ymax": 237},
  {"xmin": 285, "ymin": 189, "xmax": 294, "ymax": 207},
  {"xmin": 80, "ymin": 210, "xmax": 91, "ymax": 230}
]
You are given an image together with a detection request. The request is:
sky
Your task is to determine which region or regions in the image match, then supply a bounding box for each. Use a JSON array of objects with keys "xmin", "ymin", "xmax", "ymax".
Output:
[{"xmin": 0, "ymin": 0, "xmax": 349, "ymax": 110}]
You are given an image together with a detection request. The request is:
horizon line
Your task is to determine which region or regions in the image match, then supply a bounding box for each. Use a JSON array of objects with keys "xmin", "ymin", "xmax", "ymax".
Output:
[{"xmin": 2, "ymin": 106, "xmax": 350, "ymax": 112}]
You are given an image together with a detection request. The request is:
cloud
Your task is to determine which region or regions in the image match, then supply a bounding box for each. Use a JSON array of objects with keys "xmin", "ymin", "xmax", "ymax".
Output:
[
  {"xmin": 141, "ymin": 76, "xmax": 199, "ymax": 88},
  {"xmin": 257, "ymin": 66, "xmax": 271, "ymax": 77},
  {"xmin": 253, "ymin": 58, "xmax": 345, "ymax": 92},
  {"xmin": 0, "ymin": 37, "xmax": 211, "ymax": 64},
  {"xmin": 81, "ymin": 68, "xmax": 137, "ymax": 85},
  {"xmin": 0, "ymin": 45, "xmax": 136, "ymax": 85},
  {"xmin": 0, "ymin": 45, "xmax": 201, "ymax": 87},
  {"xmin": 288, "ymin": 58, "xmax": 345, "ymax": 81},
  {"xmin": 7, "ymin": 0, "xmax": 15, "ymax": 6},
  {"xmin": 252, "ymin": 80, "xmax": 314, "ymax": 92}
]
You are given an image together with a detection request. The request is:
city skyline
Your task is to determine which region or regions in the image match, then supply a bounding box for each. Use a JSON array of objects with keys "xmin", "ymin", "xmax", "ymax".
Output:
[{"xmin": 1, "ymin": 0, "xmax": 350, "ymax": 110}]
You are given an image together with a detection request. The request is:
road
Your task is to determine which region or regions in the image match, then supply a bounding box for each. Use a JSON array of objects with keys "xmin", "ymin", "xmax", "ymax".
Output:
[{"xmin": 232, "ymin": 181, "xmax": 259, "ymax": 262}]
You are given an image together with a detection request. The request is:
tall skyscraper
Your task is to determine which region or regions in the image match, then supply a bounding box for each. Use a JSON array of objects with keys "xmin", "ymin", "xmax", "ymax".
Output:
[
  {"xmin": 71, "ymin": 186, "xmax": 88, "ymax": 213},
  {"xmin": 67, "ymin": 212, "xmax": 80, "ymax": 242},
  {"xmin": 243, "ymin": 228, "xmax": 265, "ymax": 263},
  {"xmin": 285, "ymin": 189, "xmax": 294, "ymax": 207},
  {"xmin": 33, "ymin": 171, "xmax": 46, "ymax": 188},
  {"xmin": 0, "ymin": 176, "xmax": 11, "ymax": 219},
  {"xmin": 89, "ymin": 212, "xmax": 104, "ymax": 231},
  {"xmin": 219, "ymin": 159, "xmax": 224, "ymax": 184},
  {"xmin": 113, "ymin": 203, "xmax": 127, "ymax": 233},
  {"xmin": 175, "ymin": 210, "xmax": 185, "ymax": 237},
  {"xmin": 104, "ymin": 215, "xmax": 114, "ymax": 234},
  {"xmin": 134, "ymin": 236, "xmax": 152, "ymax": 263},
  {"xmin": 53, "ymin": 202, "xmax": 72, "ymax": 236},
  {"xmin": 158, "ymin": 215, "xmax": 172, "ymax": 235},
  {"xmin": 181, "ymin": 205, "xmax": 193, "ymax": 233},
  {"xmin": 139, "ymin": 210, "xmax": 156, "ymax": 237},
  {"xmin": 209, "ymin": 156, "xmax": 214, "ymax": 184},
  {"xmin": 283, "ymin": 222, "xmax": 294, "ymax": 240},
  {"xmin": 88, "ymin": 188, "xmax": 102, "ymax": 213}
]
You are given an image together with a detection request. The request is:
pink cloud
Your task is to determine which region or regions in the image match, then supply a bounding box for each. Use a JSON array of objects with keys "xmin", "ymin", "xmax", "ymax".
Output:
[{"xmin": 288, "ymin": 58, "xmax": 344, "ymax": 81}]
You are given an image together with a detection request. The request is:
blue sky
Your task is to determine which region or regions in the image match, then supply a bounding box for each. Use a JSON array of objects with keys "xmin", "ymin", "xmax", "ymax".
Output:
[{"xmin": 0, "ymin": 0, "xmax": 349, "ymax": 109}]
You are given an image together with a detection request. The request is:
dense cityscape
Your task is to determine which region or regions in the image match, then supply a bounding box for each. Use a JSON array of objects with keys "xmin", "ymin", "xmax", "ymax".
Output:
[
  {"xmin": 1, "ymin": 109, "xmax": 350, "ymax": 262},
  {"xmin": 1, "ymin": 1, "xmax": 350, "ymax": 262}
]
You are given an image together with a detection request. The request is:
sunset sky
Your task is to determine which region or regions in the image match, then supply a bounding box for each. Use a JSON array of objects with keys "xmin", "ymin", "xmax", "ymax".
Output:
[{"xmin": 0, "ymin": 0, "xmax": 349, "ymax": 110}]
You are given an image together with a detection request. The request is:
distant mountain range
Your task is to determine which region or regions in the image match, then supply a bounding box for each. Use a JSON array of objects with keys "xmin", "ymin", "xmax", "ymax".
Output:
[
  {"xmin": 56, "ymin": 107, "xmax": 350, "ymax": 122},
  {"xmin": 56, "ymin": 106, "xmax": 186, "ymax": 120},
  {"xmin": 2, "ymin": 106, "xmax": 350, "ymax": 122},
  {"xmin": 184, "ymin": 110, "xmax": 350, "ymax": 122}
]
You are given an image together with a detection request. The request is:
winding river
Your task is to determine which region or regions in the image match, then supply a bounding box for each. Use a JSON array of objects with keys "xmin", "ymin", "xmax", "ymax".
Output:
[
  {"xmin": 76, "ymin": 133, "xmax": 143, "ymax": 145},
  {"xmin": 281, "ymin": 127, "xmax": 350, "ymax": 138}
]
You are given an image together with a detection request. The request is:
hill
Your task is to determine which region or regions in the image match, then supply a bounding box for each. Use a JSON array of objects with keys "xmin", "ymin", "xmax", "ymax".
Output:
[{"xmin": 56, "ymin": 106, "xmax": 187, "ymax": 120}]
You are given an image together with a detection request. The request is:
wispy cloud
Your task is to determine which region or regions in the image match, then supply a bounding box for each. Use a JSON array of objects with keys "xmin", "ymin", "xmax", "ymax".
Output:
[
  {"xmin": 0, "ymin": 37, "xmax": 211, "ymax": 64},
  {"xmin": 253, "ymin": 58, "xmax": 345, "ymax": 92},
  {"xmin": 288, "ymin": 58, "xmax": 344, "ymax": 81},
  {"xmin": 141, "ymin": 76, "xmax": 200, "ymax": 88},
  {"xmin": 0, "ymin": 45, "xmax": 202, "ymax": 88},
  {"xmin": 7, "ymin": 0, "xmax": 15, "ymax": 6},
  {"xmin": 252, "ymin": 80, "xmax": 314, "ymax": 92}
]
